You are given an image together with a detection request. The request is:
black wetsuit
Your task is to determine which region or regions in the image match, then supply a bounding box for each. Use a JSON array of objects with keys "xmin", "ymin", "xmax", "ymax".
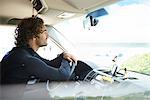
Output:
[
  {"xmin": 1, "ymin": 47, "xmax": 72, "ymax": 84},
  {"xmin": 1, "ymin": 46, "xmax": 93, "ymax": 85}
]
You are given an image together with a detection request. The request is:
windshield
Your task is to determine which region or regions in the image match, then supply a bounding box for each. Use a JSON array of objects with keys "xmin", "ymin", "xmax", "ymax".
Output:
[{"xmin": 54, "ymin": 0, "xmax": 150, "ymax": 75}]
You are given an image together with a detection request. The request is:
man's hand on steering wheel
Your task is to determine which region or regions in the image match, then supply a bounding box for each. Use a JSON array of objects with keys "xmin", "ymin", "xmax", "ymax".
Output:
[{"xmin": 63, "ymin": 52, "xmax": 78, "ymax": 64}]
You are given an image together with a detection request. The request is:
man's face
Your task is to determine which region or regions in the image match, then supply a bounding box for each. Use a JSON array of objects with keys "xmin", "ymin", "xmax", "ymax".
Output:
[{"xmin": 35, "ymin": 25, "xmax": 49, "ymax": 47}]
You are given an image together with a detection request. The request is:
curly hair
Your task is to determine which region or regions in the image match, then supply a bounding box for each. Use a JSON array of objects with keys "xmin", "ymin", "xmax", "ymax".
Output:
[{"xmin": 15, "ymin": 17, "xmax": 44, "ymax": 47}]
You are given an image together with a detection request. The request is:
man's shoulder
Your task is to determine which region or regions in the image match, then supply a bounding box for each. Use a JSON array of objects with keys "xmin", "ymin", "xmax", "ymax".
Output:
[
  {"xmin": 11, "ymin": 47, "xmax": 30, "ymax": 54},
  {"xmin": 3, "ymin": 47, "xmax": 32, "ymax": 59}
]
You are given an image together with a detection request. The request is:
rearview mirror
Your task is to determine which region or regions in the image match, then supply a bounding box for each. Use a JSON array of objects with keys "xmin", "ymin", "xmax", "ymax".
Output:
[{"xmin": 83, "ymin": 8, "xmax": 108, "ymax": 30}]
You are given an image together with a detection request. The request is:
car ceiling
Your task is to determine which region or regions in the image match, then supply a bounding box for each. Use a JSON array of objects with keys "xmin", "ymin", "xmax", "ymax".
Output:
[{"xmin": 0, "ymin": 0, "xmax": 119, "ymax": 25}]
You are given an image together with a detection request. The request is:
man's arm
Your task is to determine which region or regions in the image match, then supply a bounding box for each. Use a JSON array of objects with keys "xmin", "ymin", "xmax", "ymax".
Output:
[
  {"xmin": 35, "ymin": 52, "xmax": 77, "ymax": 68},
  {"xmin": 24, "ymin": 56, "xmax": 71, "ymax": 81},
  {"xmin": 34, "ymin": 52, "xmax": 64, "ymax": 68}
]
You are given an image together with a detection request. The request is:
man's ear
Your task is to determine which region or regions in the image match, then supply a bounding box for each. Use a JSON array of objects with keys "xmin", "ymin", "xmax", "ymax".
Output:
[{"xmin": 33, "ymin": 36, "xmax": 37, "ymax": 40}]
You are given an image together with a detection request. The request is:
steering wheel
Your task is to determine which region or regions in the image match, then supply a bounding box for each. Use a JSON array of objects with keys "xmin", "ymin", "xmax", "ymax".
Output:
[
  {"xmin": 70, "ymin": 61, "xmax": 77, "ymax": 76},
  {"xmin": 83, "ymin": 70, "xmax": 98, "ymax": 81}
]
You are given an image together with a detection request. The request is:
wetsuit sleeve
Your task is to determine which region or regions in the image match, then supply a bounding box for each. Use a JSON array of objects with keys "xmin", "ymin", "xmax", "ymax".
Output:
[
  {"xmin": 24, "ymin": 56, "xmax": 71, "ymax": 81},
  {"xmin": 35, "ymin": 53, "xmax": 64, "ymax": 68}
]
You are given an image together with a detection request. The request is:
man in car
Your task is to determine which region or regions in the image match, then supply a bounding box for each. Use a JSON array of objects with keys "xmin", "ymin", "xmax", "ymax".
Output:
[
  {"xmin": 1, "ymin": 16, "xmax": 92, "ymax": 84},
  {"xmin": 1, "ymin": 16, "xmax": 78, "ymax": 84}
]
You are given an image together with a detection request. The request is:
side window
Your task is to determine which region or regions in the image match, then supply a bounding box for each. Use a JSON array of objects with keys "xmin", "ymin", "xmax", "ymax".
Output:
[{"xmin": 0, "ymin": 25, "xmax": 15, "ymax": 61}]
